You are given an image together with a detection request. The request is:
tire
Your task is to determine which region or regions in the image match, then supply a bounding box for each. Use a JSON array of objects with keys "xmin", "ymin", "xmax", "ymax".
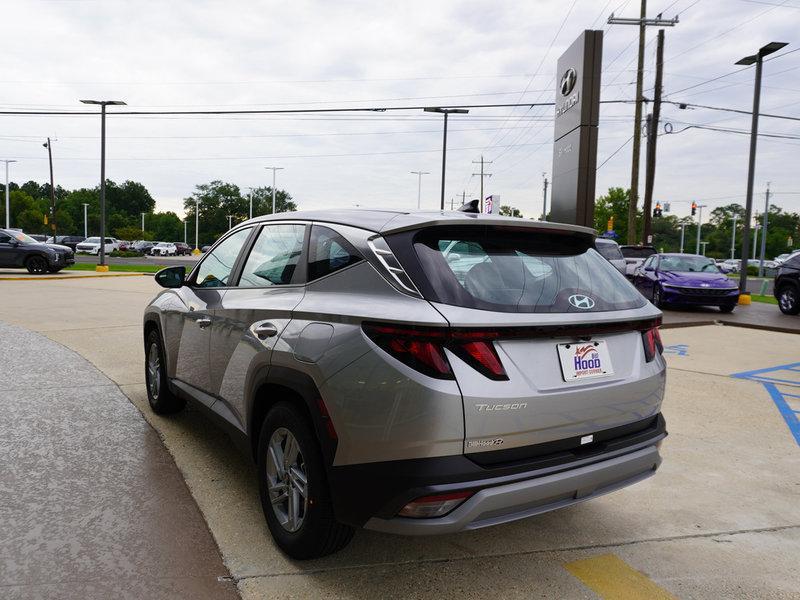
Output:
[
  {"xmin": 777, "ymin": 285, "xmax": 800, "ymax": 315},
  {"xmin": 25, "ymin": 255, "xmax": 49, "ymax": 275},
  {"xmin": 144, "ymin": 329, "xmax": 186, "ymax": 414},
  {"xmin": 652, "ymin": 284, "xmax": 665, "ymax": 309},
  {"xmin": 257, "ymin": 402, "xmax": 353, "ymax": 559},
  {"xmin": 719, "ymin": 304, "xmax": 736, "ymax": 313}
]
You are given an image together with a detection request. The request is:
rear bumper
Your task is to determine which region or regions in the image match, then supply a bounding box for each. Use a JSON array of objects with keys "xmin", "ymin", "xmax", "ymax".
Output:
[
  {"xmin": 329, "ymin": 413, "xmax": 666, "ymax": 532},
  {"xmin": 365, "ymin": 443, "xmax": 661, "ymax": 535}
]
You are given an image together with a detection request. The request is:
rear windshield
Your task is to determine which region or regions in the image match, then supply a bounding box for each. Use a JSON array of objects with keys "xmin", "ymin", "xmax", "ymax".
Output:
[
  {"xmin": 620, "ymin": 246, "xmax": 656, "ymax": 259},
  {"xmin": 595, "ymin": 241, "xmax": 624, "ymax": 261},
  {"xmin": 406, "ymin": 226, "xmax": 645, "ymax": 313}
]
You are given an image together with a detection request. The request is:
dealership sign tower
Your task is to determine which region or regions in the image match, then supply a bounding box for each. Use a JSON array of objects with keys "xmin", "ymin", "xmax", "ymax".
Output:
[{"xmin": 550, "ymin": 30, "xmax": 603, "ymax": 227}]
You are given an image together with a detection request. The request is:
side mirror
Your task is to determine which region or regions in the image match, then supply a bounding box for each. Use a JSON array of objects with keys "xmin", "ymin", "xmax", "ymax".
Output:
[
  {"xmin": 644, "ymin": 265, "xmax": 655, "ymax": 272},
  {"xmin": 155, "ymin": 265, "xmax": 186, "ymax": 289}
]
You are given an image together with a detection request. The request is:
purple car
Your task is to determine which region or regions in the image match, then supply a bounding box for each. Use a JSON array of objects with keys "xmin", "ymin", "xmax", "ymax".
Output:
[{"xmin": 632, "ymin": 253, "xmax": 740, "ymax": 313}]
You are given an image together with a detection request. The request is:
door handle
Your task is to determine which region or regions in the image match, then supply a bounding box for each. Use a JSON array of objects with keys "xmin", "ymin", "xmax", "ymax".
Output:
[
  {"xmin": 253, "ymin": 322, "xmax": 278, "ymax": 339},
  {"xmin": 196, "ymin": 317, "xmax": 212, "ymax": 328}
]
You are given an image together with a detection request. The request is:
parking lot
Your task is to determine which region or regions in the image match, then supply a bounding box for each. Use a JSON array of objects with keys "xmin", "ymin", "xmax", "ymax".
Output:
[{"xmin": 1, "ymin": 274, "xmax": 799, "ymax": 599}]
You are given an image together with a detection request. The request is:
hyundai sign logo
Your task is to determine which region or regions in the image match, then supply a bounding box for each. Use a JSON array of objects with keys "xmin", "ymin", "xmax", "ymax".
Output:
[
  {"xmin": 560, "ymin": 68, "xmax": 577, "ymax": 96},
  {"xmin": 568, "ymin": 294, "xmax": 595, "ymax": 309}
]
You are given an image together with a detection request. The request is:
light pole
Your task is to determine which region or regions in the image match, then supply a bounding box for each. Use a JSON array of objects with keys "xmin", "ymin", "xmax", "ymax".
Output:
[
  {"xmin": 735, "ymin": 41, "xmax": 788, "ymax": 293},
  {"xmin": 679, "ymin": 223, "xmax": 686, "ymax": 254},
  {"xmin": 410, "ymin": 171, "xmax": 429, "ymax": 209},
  {"xmin": 82, "ymin": 203, "xmax": 89, "ymax": 238},
  {"xmin": 423, "ymin": 107, "xmax": 469, "ymax": 210},
  {"xmin": 246, "ymin": 186, "xmax": 256, "ymax": 220},
  {"xmin": 730, "ymin": 213, "xmax": 737, "ymax": 260},
  {"xmin": 2, "ymin": 160, "xmax": 17, "ymax": 229},
  {"xmin": 227, "ymin": 214, "xmax": 233, "ymax": 230},
  {"xmin": 193, "ymin": 199, "xmax": 200, "ymax": 254},
  {"xmin": 80, "ymin": 99, "xmax": 126, "ymax": 271},
  {"xmin": 183, "ymin": 219, "xmax": 187, "ymax": 245},
  {"xmin": 695, "ymin": 204, "xmax": 707, "ymax": 255},
  {"xmin": 753, "ymin": 223, "xmax": 760, "ymax": 260},
  {"xmin": 758, "ymin": 183, "xmax": 771, "ymax": 277},
  {"xmin": 141, "ymin": 212, "xmax": 146, "ymax": 233},
  {"xmin": 264, "ymin": 167, "xmax": 284, "ymax": 214}
]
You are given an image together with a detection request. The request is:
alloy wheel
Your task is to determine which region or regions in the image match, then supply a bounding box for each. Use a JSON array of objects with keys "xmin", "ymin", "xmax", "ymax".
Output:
[
  {"xmin": 779, "ymin": 289, "xmax": 796, "ymax": 313},
  {"xmin": 28, "ymin": 256, "xmax": 48, "ymax": 274},
  {"xmin": 147, "ymin": 342, "xmax": 161, "ymax": 400},
  {"xmin": 266, "ymin": 427, "xmax": 308, "ymax": 533}
]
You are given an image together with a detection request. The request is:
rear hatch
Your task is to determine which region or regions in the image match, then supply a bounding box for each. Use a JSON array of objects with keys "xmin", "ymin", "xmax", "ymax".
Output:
[{"xmin": 385, "ymin": 223, "xmax": 665, "ymax": 457}]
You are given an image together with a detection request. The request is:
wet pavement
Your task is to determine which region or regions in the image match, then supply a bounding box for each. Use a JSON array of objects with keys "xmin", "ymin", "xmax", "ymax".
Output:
[{"xmin": 0, "ymin": 321, "xmax": 237, "ymax": 600}]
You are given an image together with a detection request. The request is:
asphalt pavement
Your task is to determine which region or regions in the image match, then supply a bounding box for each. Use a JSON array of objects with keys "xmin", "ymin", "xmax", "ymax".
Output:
[{"xmin": 74, "ymin": 254, "xmax": 199, "ymax": 267}]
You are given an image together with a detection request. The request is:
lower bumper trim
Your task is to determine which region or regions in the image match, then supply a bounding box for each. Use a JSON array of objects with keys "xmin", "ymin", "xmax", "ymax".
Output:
[{"xmin": 364, "ymin": 443, "xmax": 661, "ymax": 535}]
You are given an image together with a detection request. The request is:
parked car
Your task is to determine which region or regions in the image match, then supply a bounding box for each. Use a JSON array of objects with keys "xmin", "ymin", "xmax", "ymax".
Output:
[
  {"xmin": 200, "ymin": 244, "xmax": 212, "ymax": 253},
  {"xmin": 619, "ymin": 245, "xmax": 657, "ymax": 278},
  {"xmin": 718, "ymin": 259, "xmax": 740, "ymax": 273},
  {"xmin": 45, "ymin": 235, "xmax": 86, "ymax": 251},
  {"xmin": 632, "ymin": 253, "xmax": 739, "ymax": 312},
  {"xmin": 174, "ymin": 242, "xmax": 192, "ymax": 256},
  {"xmin": 143, "ymin": 211, "xmax": 667, "ymax": 559},
  {"xmin": 0, "ymin": 228, "xmax": 75, "ymax": 274},
  {"xmin": 27, "ymin": 233, "xmax": 49, "ymax": 242},
  {"xmin": 595, "ymin": 238, "xmax": 626, "ymax": 274},
  {"xmin": 132, "ymin": 240, "xmax": 155, "ymax": 255},
  {"xmin": 774, "ymin": 252, "xmax": 800, "ymax": 315},
  {"xmin": 118, "ymin": 240, "xmax": 131, "ymax": 252},
  {"xmin": 151, "ymin": 242, "xmax": 177, "ymax": 256},
  {"xmin": 774, "ymin": 251, "xmax": 800, "ymax": 266},
  {"xmin": 76, "ymin": 237, "xmax": 119, "ymax": 255}
]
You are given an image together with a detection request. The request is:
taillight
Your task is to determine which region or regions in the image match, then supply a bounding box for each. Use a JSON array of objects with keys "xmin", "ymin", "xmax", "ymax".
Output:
[
  {"xmin": 362, "ymin": 323, "xmax": 509, "ymax": 380},
  {"xmin": 398, "ymin": 490, "xmax": 474, "ymax": 518},
  {"xmin": 642, "ymin": 326, "xmax": 663, "ymax": 362}
]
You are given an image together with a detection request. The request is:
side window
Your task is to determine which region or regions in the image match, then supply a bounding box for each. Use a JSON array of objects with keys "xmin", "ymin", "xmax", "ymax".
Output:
[
  {"xmin": 238, "ymin": 224, "xmax": 306, "ymax": 287},
  {"xmin": 194, "ymin": 227, "xmax": 252, "ymax": 288},
  {"xmin": 0, "ymin": 233, "xmax": 12, "ymax": 243},
  {"xmin": 308, "ymin": 226, "xmax": 362, "ymax": 281}
]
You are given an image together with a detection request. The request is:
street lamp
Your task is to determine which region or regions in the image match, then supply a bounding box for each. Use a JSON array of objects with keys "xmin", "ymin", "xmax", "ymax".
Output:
[
  {"xmin": 82, "ymin": 203, "xmax": 89, "ymax": 238},
  {"xmin": 423, "ymin": 107, "xmax": 469, "ymax": 210},
  {"xmin": 141, "ymin": 212, "xmax": 146, "ymax": 233},
  {"xmin": 193, "ymin": 198, "xmax": 201, "ymax": 255},
  {"xmin": 80, "ymin": 99, "xmax": 126, "ymax": 272},
  {"xmin": 227, "ymin": 214, "xmax": 234, "ymax": 230},
  {"xmin": 734, "ymin": 41, "xmax": 787, "ymax": 294},
  {"xmin": 695, "ymin": 204, "xmax": 707, "ymax": 255},
  {"xmin": 183, "ymin": 219, "xmax": 187, "ymax": 245},
  {"xmin": 410, "ymin": 171, "xmax": 429, "ymax": 209},
  {"xmin": 2, "ymin": 159, "xmax": 17, "ymax": 229},
  {"xmin": 264, "ymin": 166, "xmax": 284, "ymax": 214}
]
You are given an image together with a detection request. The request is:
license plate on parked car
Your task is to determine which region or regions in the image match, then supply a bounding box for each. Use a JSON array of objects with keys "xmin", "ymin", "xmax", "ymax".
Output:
[{"xmin": 557, "ymin": 340, "xmax": 614, "ymax": 381}]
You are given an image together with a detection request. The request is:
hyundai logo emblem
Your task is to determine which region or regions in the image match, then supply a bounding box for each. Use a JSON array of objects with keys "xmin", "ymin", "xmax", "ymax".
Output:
[
  {"xmin": 568, "ymin": 294, "xmax": 595, "ymax": 309},
  {"xmin": 560, "ymin": 68, "xmax": 577, "ymax": 96}
]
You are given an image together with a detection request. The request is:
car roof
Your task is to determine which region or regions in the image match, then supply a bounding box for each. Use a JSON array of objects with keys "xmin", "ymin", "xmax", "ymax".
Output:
[{"xmin": 240, "ymin": 209, "xmax": 596, "ymax": 236}]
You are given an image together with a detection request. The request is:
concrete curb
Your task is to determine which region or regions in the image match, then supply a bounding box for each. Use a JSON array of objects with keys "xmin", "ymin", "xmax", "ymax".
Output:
[
  {"xmin": 0, "ymin": 272, "xmax": 153, "ymax": 281},
  {"xmin": 661, "ymin": 319, "xmax": 800, "ymax": 335}
]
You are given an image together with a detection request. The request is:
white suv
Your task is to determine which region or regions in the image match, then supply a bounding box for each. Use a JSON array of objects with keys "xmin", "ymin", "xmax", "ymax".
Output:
[
  {"xmin": 151, "ymin": 242, "xmax": 177, "ymax": 256},
  {"xmin": 76, "ymin": 237, "xmax": 119, "ymax": 255}
]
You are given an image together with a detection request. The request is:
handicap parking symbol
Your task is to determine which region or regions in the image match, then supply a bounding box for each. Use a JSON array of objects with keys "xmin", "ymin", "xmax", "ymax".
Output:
[
  {"xmin": 732, "ymin": 362, "xmax": 800, "ymax": 448},
  {"xmin": 663, "ymin": 344, "xmax": 689, "ymax": 356}
]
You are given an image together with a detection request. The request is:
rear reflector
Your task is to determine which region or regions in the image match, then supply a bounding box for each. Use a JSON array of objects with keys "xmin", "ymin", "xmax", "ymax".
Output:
[
  {"xmin": 642, "ymin": 326, "xmax": 664, "ymax": 362},
  {"xmin": 398, "ymin": 490, "xmax": 474, "ymax": 519}
]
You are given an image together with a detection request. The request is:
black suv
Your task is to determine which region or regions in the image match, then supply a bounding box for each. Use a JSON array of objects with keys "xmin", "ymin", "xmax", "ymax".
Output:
[
  {"xmin": 774, "ymin": 253, "xmax": 800, "ymax": 315},
  {"xmin": 50, "ymin": 235, "xmax": 86, "ymax": 251},
  {"xmin": 0, "ymin": 228, "xmax": 75, "ymax": 274}
]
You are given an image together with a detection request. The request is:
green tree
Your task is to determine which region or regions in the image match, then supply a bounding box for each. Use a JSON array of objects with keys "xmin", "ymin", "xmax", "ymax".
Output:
[
  {"xmin": 498, "ymin": 205, "xmax": 522, "ymax": 217},
  {"xmin": 114, "ymin": 225, "xmax": 145, "ymax": 241},
  {"xmin": 594, "ymin": 188, "xmax": 641, "ymax": 242}
]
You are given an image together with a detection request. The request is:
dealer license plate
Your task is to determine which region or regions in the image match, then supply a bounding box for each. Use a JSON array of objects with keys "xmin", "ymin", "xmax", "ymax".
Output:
[{"xmin": 557, "ymin": 340, "xmax": 614, "ymax": 381}]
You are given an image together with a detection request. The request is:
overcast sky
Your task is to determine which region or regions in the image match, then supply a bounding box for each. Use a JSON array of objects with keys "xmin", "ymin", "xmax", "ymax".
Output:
[{"xmin": 2, "ymin": 0, "xmax": 799, "ymax": 221}]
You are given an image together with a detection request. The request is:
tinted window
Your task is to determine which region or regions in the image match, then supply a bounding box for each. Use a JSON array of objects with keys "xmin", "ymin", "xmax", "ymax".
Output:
[
  {"xmin": 620, "ymin": 246, "xmax": 656, "ymax": 259},
  {"xmin": 410, "ymin": 226, "xmax": 645, "ymax": 313},
  {"xmin": 595, "ymin": 241, "xmax": 623, "ymax": 261},
  {"xmin": 308, "ymin": 226, "xmax": 362, "ymax": 281},
  {"xmin": 238, "ymin": 224, "xmax": 305, "ymax": 287},
  {"xmin": 0, "ymin": 232, "xmax": 12, "ymax": 243},
  {"xmin": 194, "ymin": 228, "xmax": 251, "ymax": 288}
]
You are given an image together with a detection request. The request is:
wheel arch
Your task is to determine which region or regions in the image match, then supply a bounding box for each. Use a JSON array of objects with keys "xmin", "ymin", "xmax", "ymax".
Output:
[{"xmin": 247, "ymin": 366, "xmax": 337, "ymax": 467}]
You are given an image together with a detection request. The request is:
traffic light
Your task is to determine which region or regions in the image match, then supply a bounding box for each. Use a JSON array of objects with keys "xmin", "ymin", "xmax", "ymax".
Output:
[
  {"xmin": 691, "ymin": 202, "xmax": 697, "ymax": 216},
  {"xmin": 653, "ymin": 203, "xmax": 663, "ymax": 218}
]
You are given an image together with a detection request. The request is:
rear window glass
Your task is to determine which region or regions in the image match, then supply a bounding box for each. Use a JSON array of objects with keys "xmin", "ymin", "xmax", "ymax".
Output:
[
  {"xmin": 595, "ymin": 241, "xmax": 623, "ymax": 261},
  {"xmin": 620, "ymin": 246, "xmax": 656, "ymax": 259},
  {"xmin": 409, "ymin": 226, "xmax": 645, "ymax": 313}
]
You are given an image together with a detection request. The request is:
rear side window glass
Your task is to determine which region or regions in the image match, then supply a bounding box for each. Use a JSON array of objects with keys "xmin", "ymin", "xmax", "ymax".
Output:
[
  {"xmin": 308, "ymin": 226, "xmax": 362, "ymax": 281},
  {"xmin": 194, "ymin": 227, "xmax": 251, "ymax": 288},
  {"xmin": 410, "ymin": 226, "xmax": 645, "ymax": 313},
  {"xmin": 238, "ymin": 224, "xmax": 305, "ymax": 287},
  {"xmin": 596, "ymin": 241, "xmax": 623, "ymax": 261}
]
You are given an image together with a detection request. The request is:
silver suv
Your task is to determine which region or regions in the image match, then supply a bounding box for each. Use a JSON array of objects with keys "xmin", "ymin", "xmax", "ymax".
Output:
[{"xmin": 143, "ymin": 210, "xmax": 667, "ymax": 559}]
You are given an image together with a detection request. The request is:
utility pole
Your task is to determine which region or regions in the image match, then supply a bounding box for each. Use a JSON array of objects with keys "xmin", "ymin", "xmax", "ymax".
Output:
[
  {"xmin": 758, "ymin": 183, "xmax": 771, "ymax": 277},
  {"xmin": 695, "ymin": 205, "xmax": 706, "ymax": 255},
  {"xmin": 2, "ymin": 160, "xmax": 17, "ymax": 229},
  {"xmin": 410, "ymin": 171, "xmax": 429, "ymax": 209},
  {"xmin": 730, "ymin": 212, "xmax": 737, "ymax": 259},
  {"xmin": 265, "ymin": 166, "xmax": 284, "ymax": 214},
  {"xmin": 642, "ymin": 29, "xmax": 665, "ymax": 245},
  {"xmin": 194, "ymin": 199, "xmax": 200, "ymax": 254},
  {"xmin": 753, "ymin": 223, "xmax": 760, "ymax": 260},
  {"xmin": 424, "ymin": 107, "xmax": 469, "ymax": 210},
  {"xmin": 608, "ymin": 4, "xmax": 678, "ymax": 244},
  {"xmin": 541, "ymin": 174, "xmax": 549, "ymax": 221},
  {"xmin": 679, "ymin": 223, "xmax": 685, "ymax": 253},
  {"xmin": 43, "ymin": 139, "xmax": 56, "ymax": 239},
  {"xmin": 735, "ymin": 41, "xmax": 788, "ymax": 292},
  {"xmin": 83, "ymin": 203, "xmax": 89, "ymax": 238},
  {"xmin": 472, "ymin": 156, "xmax": 493, "ymax": 213}
]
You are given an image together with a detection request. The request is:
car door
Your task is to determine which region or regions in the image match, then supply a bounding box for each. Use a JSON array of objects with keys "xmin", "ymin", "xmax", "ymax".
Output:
[
  {"xmin": 637, "ymin": 256, "xmax": 656, "ymax": 297},
  {"xmin": 210, "ymin": 223, "xmax": 308, "ymax": 423},
  {"xmin": 172, "ymin": 226, "xmax": 254, "ymax": 397},
  {"xmin": 0, "ymin": 232, "xmax": 23, "ymax": 267}
]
